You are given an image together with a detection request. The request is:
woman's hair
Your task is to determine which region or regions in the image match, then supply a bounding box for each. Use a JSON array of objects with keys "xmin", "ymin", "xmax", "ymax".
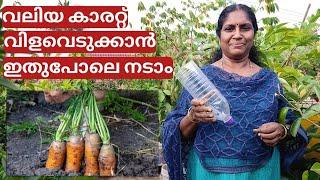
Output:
[{"xmin": 212, "ymin": 4, "xmax": 261, "ymax": 65}]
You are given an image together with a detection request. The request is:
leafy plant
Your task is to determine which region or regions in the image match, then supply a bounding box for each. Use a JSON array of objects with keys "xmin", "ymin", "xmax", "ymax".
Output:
[
  {"xmin": 7, "ymin": 120, "xmax": 38, "ymax": 136},
  {"xmin": 302, "ymin": 162, "xmax": 320, "ymax": 180},
  {"xmin": 256, "ymin": 9, "xmax": 320, "ymax": 77},
  {"xmin": 0, "ymin": 87, "xmax": 6, "ymax": 144},
  {"xmin": 0, "ymin": 87, "xmax": 7, "ymax": 180},
  {"xmin": 0, "ymin": 144, "xmax": 6, "ymax": 180},
  {"xmin": 0, "ymin": 0, "xmax": 19, "ymax": 90},
  {"xmin": 260, "ymin": 9, "xmax": 320, "ymax": 178},
  {"xmin": 277, "ymin": 77, "xmax": 320, "ymax": 138}
]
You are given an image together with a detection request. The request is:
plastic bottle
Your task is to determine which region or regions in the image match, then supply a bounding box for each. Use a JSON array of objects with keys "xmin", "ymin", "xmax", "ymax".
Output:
[{"xmin": 176, "ymin": 60, "xmax": 233, "ymax": 124}]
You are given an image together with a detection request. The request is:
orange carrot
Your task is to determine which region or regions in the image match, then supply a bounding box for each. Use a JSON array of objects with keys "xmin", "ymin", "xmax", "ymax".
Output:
[
  {"xmin": 90, "ymin": 90, "xmax": 116, "ymax": 176},
  {"xmin": 99, "ymin": 144, "xmax": 116, "ymax": 176},
  {"xmin": 84, "ymin": 133, "xmax": 101, "ymax": 176},
  {"xmin": 45, "ymin": 141, "xmax": 66, "ymax": 170},
  {"xmin": 45, "ymin": 92, "xmax": 79, "ymax": 171},
  {"xmin": 65, "ymin": 135, "xmax": 84, "ymax": 173},
  {"xmin": 65, "ymin": 93, "xmax": 86, "ymax": 173}
]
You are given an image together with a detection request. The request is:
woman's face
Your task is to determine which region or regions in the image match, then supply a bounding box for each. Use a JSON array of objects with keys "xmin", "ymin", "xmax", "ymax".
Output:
[{"xmin": 219, "ymin": 10, "xmax": 254, "ymax": 60}]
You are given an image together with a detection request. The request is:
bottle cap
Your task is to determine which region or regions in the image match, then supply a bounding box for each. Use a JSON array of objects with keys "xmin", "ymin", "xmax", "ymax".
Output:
[{"xmin": 224, "ymin": 116, "xmax": 234, "ymax": 125}]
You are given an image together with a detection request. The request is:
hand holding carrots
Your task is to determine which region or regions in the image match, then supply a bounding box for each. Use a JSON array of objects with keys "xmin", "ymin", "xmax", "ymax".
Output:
[
  {"xmin": 44, "ymin": 90, "xmax": 79, "ymax": 104},
  {"xmin": 44, "ymin": 90, "xmax": 105, "ymax": 104}
]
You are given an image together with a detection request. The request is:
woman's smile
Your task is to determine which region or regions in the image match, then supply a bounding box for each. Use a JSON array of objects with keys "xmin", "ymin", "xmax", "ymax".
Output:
[{"xmin": 231, "ymin": 43, "xmax": 245, "ymax": 48}]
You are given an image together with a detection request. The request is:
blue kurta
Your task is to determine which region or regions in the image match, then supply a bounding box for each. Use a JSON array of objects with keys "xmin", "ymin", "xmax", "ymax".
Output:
[
  {"xmin": 162, "ymin": 64, "xmax": 307, "ymax": 180},
  {"xmin": 187, "ymin": 147, "xmax": 280, "ymax": 180}
]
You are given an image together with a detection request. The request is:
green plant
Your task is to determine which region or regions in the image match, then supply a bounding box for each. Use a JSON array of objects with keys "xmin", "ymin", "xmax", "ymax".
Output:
[
  {"xmin": 256, "ymin": 10, "xmax": 320, "ymax": 77},
  {"xmin": 103, "ymin": 91, "xmax": 150, "ymax": 122},
  {"xmin": 275, "ymin": 64, "xmax": 319, "ymax": 179},
  {"xmin": 246, "ymin": 9, "xmax": 320, "ymax": 154},
  {"xmin": 0, "ymin": 87, "xmax": 6, "ymax": 144},
  {"xmin": 0, "ymin": 86, "xmax": 8, "ymax": 180},
  {"xmin": 302, "ymin": 162, "xmax": 320, "ymax": 180},
  {"xmin": 0, "ymin": 144, "xmax": 6, "ymax": 180},
  {"xmin": 6, "ymin": 116, "xmax": 51, "ymax": 137},
  {"xmin": 6, "ymin": 121, "xmax": 38, "ymax": 136},
  {"xmin": 0, "ymin": 0, "xmax": 19, "ymax": 90},
  {"xmin": 58, "ymin": 0, "xmax": 69, "ymax": 6},
  {"xmin": 276, "ymin": 77, "xmax": 320, "ymax": 137},
  {"xmin": 54, "ymin": 97, "xmax": 79, "ymax": 141}
]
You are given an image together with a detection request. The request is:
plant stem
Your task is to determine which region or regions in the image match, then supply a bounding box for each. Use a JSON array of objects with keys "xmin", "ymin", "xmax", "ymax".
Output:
[
  {"xmin": 55, "ymin": 115, "xmax": 69, "ymax": 141},
  {"xmin": 71, "ymin": 93, "xmax": 86, "ymax": 135},
  {"xmin": 305, "ymin": 119, "xmax": 320, "ymax": 128},
  {"xmin": 55, "ymin": 100, "xmax": 76, "ymax": 141},
  {"xmin": 263, "ymin": 34, "xmax": 287, "ymax": 51},
  {"xmin": 277, "ymin": 93, "xmax": 303, "ymax": 116},
  {"xmin": 87, "ymin": 92, "xmax": 97, "ymax": 133},
  {"xmin": 281, "ymin": 46, "xmax": 298, "ymax": 67},
  {"xmin": 118, "ymin": 96, "xmax": 158, "ymax": 110},
  {"xmin": 90, "ymin": 91, "xmax": 110, "ymax": 144}
]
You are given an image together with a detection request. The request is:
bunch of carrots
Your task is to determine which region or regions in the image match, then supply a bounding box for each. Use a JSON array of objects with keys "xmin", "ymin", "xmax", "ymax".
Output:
[{"xmin": 45, "ymin": 89, "xmax": 116, "ymax": 176}]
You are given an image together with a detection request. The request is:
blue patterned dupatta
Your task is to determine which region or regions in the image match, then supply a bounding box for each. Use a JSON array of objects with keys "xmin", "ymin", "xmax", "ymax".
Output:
[{"xmin": 162, "ymin": 65, "xmax": 308, "ymax": 180}]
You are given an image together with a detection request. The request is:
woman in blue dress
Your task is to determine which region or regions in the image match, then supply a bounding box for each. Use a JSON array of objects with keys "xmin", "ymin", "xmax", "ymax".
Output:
[{"xmin": 162, "ymin": 4, "xmax": 308, "ymax": 180}]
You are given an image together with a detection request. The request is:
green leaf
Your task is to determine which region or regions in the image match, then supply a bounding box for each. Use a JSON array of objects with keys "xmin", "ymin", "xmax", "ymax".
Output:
[
  {"xmin": 300, "ymin": 84, "xmax": 315, "ymax": 101},
  {"xmin": 158, "ymin": 91, "xmax": 165, "ymax": 103},
  {"xmin": 138, "ymin": 1, "xmax": 146, "ymax": 11},
  {"xmin": 311, "ymin": 162, "xmax": 320, "ymax": 175},
  {"xmin": 314, "ymin": 85, "xmax": 320, "ymax": 100},
  {"xmin": 163, "ymin": 90, "xmax": 171, "ymax": 96},
  {"xmin": 302, "ymin": 170, "xmax": 309, "ymax": 180},
  {"xmin": 149, "ymin": 5, "xmax": 156, "ymax": 12},
  {"xmin": 131, "ymin": 110, "xmax": 145, "ymax": 122},
  {"xmin": 160, "ymin": 12, "xmax": 167, "ymax": 19},
  {"xmin": 290, "ymin": 118, "xmax": 302, "ymax": 137},
  {"xmin": 278, "ymin": 107, "xmax": 289, "ymax": 124},
  {"xmin": 308, "ymin": 171, "xmax": 320, "ymax": 180},
  {"xmin": 155, "ymin": 1, "xmax": 161, "ymax": 7},
  {"xmin": 311, "ymin": 161, "xmax": 320, "ymax": 168},
  {"xmin": 308, "ymin": 133, "xmax": 320, "ymax": 139},
  {"xmin": 278, "ymin": 78, "xmax": 292, "ymax": 91},
  {"xmin": 189, "ymin": 10, "xmax": 195, "ymax": 19},
  {"xmin": 164, "ymin": 102, "xmax": 172, "ymax": 112},
  {"xmin": 307, "ymin": 125, "xmax": 319, "ymax": 134},
  {"xmin": 285, "ymin": 91, "xmax": 300, "ymax": 101},
  {"xmin": 302, "ymin": 104, "xmax": 320, "ymax": 120},
  {"xmin": 0, "ymin": 78, "xmax": 19, "ymax": 90},
  {"xmin": 308, "ymin": 9, "xmax": 320, "ymax": 23},
  {"xmin": 306, "ymin": 143, "xmax": 320, "ymax": 153}
]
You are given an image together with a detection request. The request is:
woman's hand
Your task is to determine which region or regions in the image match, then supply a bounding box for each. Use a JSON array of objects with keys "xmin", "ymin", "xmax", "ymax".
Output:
[
  {"xmin": 253, "ymin": 122, "xmax": 286, "ymax": 147},
  {"xmin": 179, "ymin": 98, "xmax": 216, "ymax": 138},
  {"xmin": 187, "ymin": 99, "xmax": 216, "ymax": 123},
  {"xmin": 44, "ymin": 90, "xmax": 78, "ymax": 104}
]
